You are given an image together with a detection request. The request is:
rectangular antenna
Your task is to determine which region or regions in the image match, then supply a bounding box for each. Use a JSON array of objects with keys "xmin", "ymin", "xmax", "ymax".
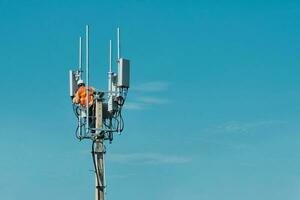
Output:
[
  {"xmin": 86, "ymin": 25, "xmax": 89, "ymax": 133},
  {"xmin": 69, "ymin": 70, "xmax": 78, "ymax": 97},
  {"xmin": 117, "ymin": 58, "xmax": 130, "ymax": 88}
]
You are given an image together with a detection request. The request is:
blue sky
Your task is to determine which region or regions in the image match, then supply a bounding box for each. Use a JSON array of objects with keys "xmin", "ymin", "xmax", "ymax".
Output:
[{"xmin": 1, "ymin": 0, "xmax": 300, "ymax": 199}]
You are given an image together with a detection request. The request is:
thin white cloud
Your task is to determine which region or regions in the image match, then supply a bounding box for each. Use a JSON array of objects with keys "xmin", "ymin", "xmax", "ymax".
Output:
[
  {"xmin": 215, "ymin": 120, "xmax": 286, "ymax": 134},
  {"xmin": 124, "ymin": 96, "xmax": 170, "ymax": 110},
  {"xmin": 191, "ymin": 120, "xmax": 287, "ymax": 152},
  {"xmin": 132, "ymin": 81, "xmax": 170, "ymax": 92},
  {"xmin": 202, "ymin": 120, "xmax": 286, "ymax": 134},
  {"xmin": 123, "ymin": 102, "xmax": 146, "ymax": 110},
  {"xmin": 137, "ymin": 96, "xmax": 170, "ymax": 105},
  {"xmin": 125, "ymin": 81, "xmax": 171, "ymax": 111},
  {"xmin": 196, "ymin": 137, "xmax": 251, "ymax": 150},
  {"xmin": 108, "ymin": 153, "xmax": 191, "ymax": 165}
]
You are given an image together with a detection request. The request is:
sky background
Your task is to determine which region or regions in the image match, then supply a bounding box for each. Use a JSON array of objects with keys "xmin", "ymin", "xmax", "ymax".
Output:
[{"xmin": 1, "ymin": 0, "xmax": 300, "ymax": 199}]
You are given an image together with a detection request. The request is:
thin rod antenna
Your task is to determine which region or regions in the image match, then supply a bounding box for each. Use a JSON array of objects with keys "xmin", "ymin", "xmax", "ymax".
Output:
[
  {"xmin": 86, "ymin": 25, "xmax": 89, "ymax": 133},
  {"xmin": 109, "ymin": 40, "xmax": 112, "ymax": 72},
  {"xmin": 108, "ymin": 40, "xmax": 113, "ymax": 99},
  {"xmin": 78, "ymin": 36, "xmax": 83, "ymax": 137},
  {"xmin": 117, "ymin": 27, "xmax": 120, "ymax": 60},
  {"xmin": 79, "ymin": 36, "xmax": 82, "ymax": 78}
]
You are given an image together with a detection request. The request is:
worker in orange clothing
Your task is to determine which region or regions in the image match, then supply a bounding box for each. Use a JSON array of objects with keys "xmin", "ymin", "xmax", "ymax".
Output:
[
  {"xmin": 73, "ymin": 79, "xmax": 96, "ymax": 132},
  {"xmin": 73, "ymin": 80, "xmax": 94, "ymax": 107}
]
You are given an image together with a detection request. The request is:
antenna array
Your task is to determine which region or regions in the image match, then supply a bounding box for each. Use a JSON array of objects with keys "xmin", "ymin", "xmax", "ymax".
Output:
[{"xmin": 69, "ymin": 25, "xmax": 131, "ymax": 200}]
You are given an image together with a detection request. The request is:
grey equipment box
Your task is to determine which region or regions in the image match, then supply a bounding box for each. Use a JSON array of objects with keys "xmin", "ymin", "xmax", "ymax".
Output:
[
  {"xmin": 69, "ymin": 70, "xmax": 78, "ymax": 97},
  {"xmin": 117, "ymin": 58, "xmax": 130, "ymax": 88}
]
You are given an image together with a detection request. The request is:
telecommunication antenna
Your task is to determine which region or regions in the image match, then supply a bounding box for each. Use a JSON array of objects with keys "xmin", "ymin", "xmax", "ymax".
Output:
[
  {"xmin": 69, "ymin": 25, "xmax": 130, "ymax": 200},
  {"xmin": 85, "ymin": 25, "xmax": 90, "ymax": 134},
  {"xmin": 117, "ymin": 27, "xmax": 121, "ymax": 60},
  {"xmin": 79, "ymin": 36, "xmax": 82, "ymax": 78}
]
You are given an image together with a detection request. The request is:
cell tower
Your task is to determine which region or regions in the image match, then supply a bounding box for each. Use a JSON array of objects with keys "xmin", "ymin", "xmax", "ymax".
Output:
[{"xmin": 69, "ymin": 25, "xmax": 130, "ymax": 200}]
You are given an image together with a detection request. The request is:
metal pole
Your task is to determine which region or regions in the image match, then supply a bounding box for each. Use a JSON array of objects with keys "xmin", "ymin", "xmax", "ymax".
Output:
[
  {"xmin": 109, "ymin": 40, "xmax": 112, "ymax": 73},
  {"xmin": 86, "ymin": 25, "xmax": 89, "ymax": 134},
  {"xmin": 116, "ymin": 28, "xmax": 121, "ymax": 97},
  {"xmin": 117, "ymin": 27, "xmax": 120, "ymax": 60},
  {"xmin": 108, "ymin": 40, "xmax": 114, "ymax": 113},
  {"xmin": 79, "ymin": 36, "xmax": 82, "ymax": 77},
  {"xmin": 95, "ymin": 141, "xmax": 105, "ymax": 200},
  {"xmin": 108, "ymin": 40, "xmax": 112, "ymax": 95},
  {"xmin": 95, "ymin": 100, "xmax": 104, "ymax": 200},
  {"xmin": 102, "ymin": 149, "xmax": 107, "ymax": 197},
  {"xmin": 77, "ymin": 36, "xmax": 83, "ymax": 138}
]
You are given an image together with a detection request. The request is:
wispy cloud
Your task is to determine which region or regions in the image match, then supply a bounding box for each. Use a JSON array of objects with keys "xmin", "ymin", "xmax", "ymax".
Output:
[
  {"xmin": 137, "ymin": 96, "xmax": 170, "ymax": 105},
  {"xmin": 108, "ymin": 153, "xmax": 191, "ymax": 165},
  {"xmin": 196, "ymin": 137, "xmax": 250, "ymax": 150},
  {"xmin": 132, "ymin": 81, "xmax": 170, "ymax": 92},
  {"xmin": 125, "ymin": 81, "xmax": 171, "ymax": 110},
  {"xmin": 124, "ymin": 102, "xmax": 146, "ymax": 110},
  {"xmin": 202, "ymin": 120, "xmax": 286, "ymax": 134},
  {"xmin": 124, "ymin": 97, "xmax": 170, "ymax": 110},
  {"xmin": 216, "ymin": 120, "xmax": 286, "ymax": 134},
  {"xmin": 194, "ymin": 120, "xmax": 287, "ymax": 150}
]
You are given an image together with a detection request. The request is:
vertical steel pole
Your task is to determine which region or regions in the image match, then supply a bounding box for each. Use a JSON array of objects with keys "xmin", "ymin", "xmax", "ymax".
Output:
[
  {"xmin": 108, "ymin": 40, "xmax": 112, "ymax": 99},
  {"xmin": 78, "ymin": 36, "xmax": 83, "ymax": 138},
  {"xmin": 95, "ymin": 141, "xmax": 105, "ymax": 200},
  {"xmin": 117, "ymin": 27, "xmax": 120, "ymax": 60},
  {"xmin": 95, "ymin": 100, "xmax": 104, "ymax": 200},
  {"xmin": 108, "ymin": 40, "xmax": 112, "ymax": 92},
  {"xmin": 109, "ymin": 40, "xmax": 112, "ymax": 73},
  {"xmin": 79, "ymin": 36, "xmax": 82, "ymax": 78},
  {"xmin": 108, "ymin": 40, "xmax": 115, "ymax": 113},
  {"xmin": 86, "ymin": 25, "xmax": 89, "ymax": 134},
  {"xmin": 117, "ymin": 28, "xmax": 121, "ymax": 97}
]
